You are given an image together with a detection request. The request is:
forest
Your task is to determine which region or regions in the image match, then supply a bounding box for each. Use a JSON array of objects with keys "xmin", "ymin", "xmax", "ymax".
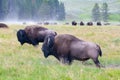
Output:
[{"xmin": 0, "ymin": 0, "xmax": 65, "ymax": 21}]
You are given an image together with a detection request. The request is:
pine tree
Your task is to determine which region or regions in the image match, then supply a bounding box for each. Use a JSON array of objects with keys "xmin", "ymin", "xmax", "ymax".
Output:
[
  {"xmin": 0, "ymin": 0, "xmax": 66, "ymax": 21},
  {"xmin": 0, "ymin": 0, "xmax": 8, "ymax": 20},
  {"xmin": 0, "ymin": 0, "xmax": 4, "ymax": 20},
  {"xmin": 58, "ymin": 2, "xmax": 65, "ymax": 20},
  {"xmin": 92, "ymin": 3, "xmax": 101, "ymax": 22},
  {"xmin": 101, "ymin": 3, "xmax": 109, "ymax": 22},
  {"xmin": 6, "ymin": 0, "xmax": 19, "ymax": 20},
  {"xmin": 38, "ymin": 1, "xmax": 51, "ymax": 20}
]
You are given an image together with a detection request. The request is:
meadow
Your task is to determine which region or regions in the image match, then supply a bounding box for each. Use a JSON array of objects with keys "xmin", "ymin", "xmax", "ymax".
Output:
[{"xmin": 0, "ymin": 24, "xmax": 120, "ymax": 80}]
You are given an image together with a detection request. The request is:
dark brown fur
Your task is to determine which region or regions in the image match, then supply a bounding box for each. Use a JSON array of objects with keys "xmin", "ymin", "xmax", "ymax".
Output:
[
  {"xmin": 80, "ymin": 21, "xmax": 84, "ymax": 26},
  {"xmin": 87, "ymin": 22, "xmax": 93, "ymax": 26},
  {"xmin": 17, "ymin": 25, "xmax": 57, "ymax": 46},
  {"xmin": 97, "ymin": 22, "xmax": 102, "ymax": 26},
  {"xmin": 42, "ymin": 34, "xmax": 102, "ymax": 68},
  {"xmin": 24, "ymin": 25, "xmax": 48, "ymax": 39},
  {"xmin": 0, "ymin": 23, "xmax": 8, "ymax": 28},
  {"xmin": 72, "ymin": 21, "xmax": 77, "ymax": 26}
]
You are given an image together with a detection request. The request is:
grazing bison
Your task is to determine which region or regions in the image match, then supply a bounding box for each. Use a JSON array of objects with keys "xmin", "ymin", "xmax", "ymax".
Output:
[
  {"xmin": 87, "ymin": 22, "xmax": 93, "ymax": 26},
  {"xmin": 72, "ymin": 21, "xmax": 77, "ymax": 26},
  {"xmin": 0, "ymin": 23, "xmax": 8, "ymax": 28},
  {"xmin": 97, "ymin": 22, "xmax": 102, "ymax": 26},
  {"xmin": 23, "ymin": 22, "xmax": 26, "ymax": 25},
  {"xmin": 65, "ymin": 22, "xmax": 69, "ymax": 25},
  {"xmin": 80, "ymin": 21, "xmax": 84, "ymax": 26},
  {"xmin": 42, "ymin": 34, "xmax": 102, "ymax": 68},
  {"xmin": 44, "ymin": 22, "xmax": 49, "ymax": 25},
  {"xmin": 104, "ymin": 22, "xmax": 110, "ymax": 25},
  {"xmin": 17, "ymin": 25, "xmax": 57, "ymax": 46}
]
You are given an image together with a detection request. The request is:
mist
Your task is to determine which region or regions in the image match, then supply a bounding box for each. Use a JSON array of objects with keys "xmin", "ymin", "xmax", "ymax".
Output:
[
  {"xmin": 0, "ymin": 0, "xmax": 120, "ymax": 23},
  {"xmin": 0, "ymin": 0, "xmax": 65, "ymax": 23}
]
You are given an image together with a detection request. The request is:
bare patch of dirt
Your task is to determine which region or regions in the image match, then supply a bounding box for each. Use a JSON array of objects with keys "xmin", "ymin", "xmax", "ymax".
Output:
[{"xmin": 104, "ymin": 64, "xmax": 120, "ymax": 69}]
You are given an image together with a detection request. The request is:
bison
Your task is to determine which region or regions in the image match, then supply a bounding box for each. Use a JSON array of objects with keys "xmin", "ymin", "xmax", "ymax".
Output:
[
  {"xmin": 72, "ymin": 21, "xmax": 77, "ymax": 26},
  {"xmin": 87, "ymin": 22, "xmax": 93, "ymax": 26},
  {"xmin": 0, "ymin": 23, "xmax": 8, "ymax": 28},
  {"xmin": 42, "ymin": 34, "xmax": 102, "ymax": 68},
  {"xmin": 80, "ymin": 21, "xmax": 84, "ymax": 26},
  {"xmin": 97, "ymin": 22, "xmax": 102, "ymax": 26},
  {"xmin": 17, "ymin": 25, "xmax": 57, "ymax": 46},
  {"xmin": 44, "ymin": 22, "xmax": 49, "ymax": 25}
]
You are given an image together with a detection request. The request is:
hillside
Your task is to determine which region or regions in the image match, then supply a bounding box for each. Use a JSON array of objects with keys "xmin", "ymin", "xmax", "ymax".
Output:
[{"xmin": 59, "ymin": 0, "xmax": 120, "ymax": 21}]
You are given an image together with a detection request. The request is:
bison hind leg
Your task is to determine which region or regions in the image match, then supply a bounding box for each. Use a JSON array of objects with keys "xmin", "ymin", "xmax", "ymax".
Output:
[{"xmin": 92, "ymin": 58, "xmax": 101, "ymax": 68}]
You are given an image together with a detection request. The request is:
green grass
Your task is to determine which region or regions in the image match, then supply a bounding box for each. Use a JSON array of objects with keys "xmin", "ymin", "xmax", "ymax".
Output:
[
  {"xmin": 59, "ymin": 0, "xmax": 120, "ymax": 21},
  {"xmin": 0, "ymin": 24, "xmax": 120, "ymax": 80},
  {"xmin": 109, "ymin": 13, "xmax": 120, "ymax": 22}
]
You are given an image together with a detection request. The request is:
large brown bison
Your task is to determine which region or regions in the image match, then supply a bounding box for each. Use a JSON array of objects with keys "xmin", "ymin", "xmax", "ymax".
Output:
[
  {"xmin": 0, "ymin": 23, "xmax": 8, "ymax": 28},
  {"xmin": 17, "ymin": 25, "xmax": 57, "ymax": 46},
  {"xmin": 42, "ymin": 34, "xmax": 102, "ymax": 68}
]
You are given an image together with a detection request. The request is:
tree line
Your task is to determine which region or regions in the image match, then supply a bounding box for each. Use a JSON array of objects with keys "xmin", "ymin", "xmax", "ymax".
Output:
[
  {"xmin": 0, "ymin": 0, "xmax": 65, "ymax": 21},
  {"xmin": 92, "ymin": 3, "xmax": 109, "ymax": 22}
]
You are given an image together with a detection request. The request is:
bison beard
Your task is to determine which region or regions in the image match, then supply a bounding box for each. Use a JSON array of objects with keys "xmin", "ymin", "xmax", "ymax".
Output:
[{"xmin": 42, "ymin": 34, "xmax": 103, "ymax": 68}]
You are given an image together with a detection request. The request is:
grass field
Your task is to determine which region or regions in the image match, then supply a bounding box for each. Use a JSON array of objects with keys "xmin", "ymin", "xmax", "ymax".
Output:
[{"xmin": 0, "ymin": 24, "xmax": 120, "ymax": 80}]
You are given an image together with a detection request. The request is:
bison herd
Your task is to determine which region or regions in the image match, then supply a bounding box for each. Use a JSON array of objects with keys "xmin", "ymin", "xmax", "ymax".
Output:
[
  {"xmin": 0, "ymin": 22, "xmax": 103, "ymax": 68},
  {"xmin": 3, "ymin": 20, "xmax": 120, "ymax": 68},
  {"xmin": 17, "ymin": 25, "xmax": 103, "ymax": 68},
  {"xmin": 72, "ymin": 21, "xmax": 102, "ymax": 26}
]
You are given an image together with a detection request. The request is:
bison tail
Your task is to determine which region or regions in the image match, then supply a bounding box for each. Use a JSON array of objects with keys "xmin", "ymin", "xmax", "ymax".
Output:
[
  {"xmin": 99, "ymin": 48, "xmax": 102, "ymax": 57},
  {"xmin": 97, "ymin": 45, "xmax": 102, "ymax": 57}
]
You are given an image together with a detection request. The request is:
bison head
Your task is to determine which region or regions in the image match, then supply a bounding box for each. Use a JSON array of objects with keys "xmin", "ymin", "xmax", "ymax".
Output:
[
  {"xmin": 17, "ymin": 29, "xmax": 31, "ymax": 45},
  {"xmin": 42, "ymin": 35, "xmax": 55, "ymax": 58}
]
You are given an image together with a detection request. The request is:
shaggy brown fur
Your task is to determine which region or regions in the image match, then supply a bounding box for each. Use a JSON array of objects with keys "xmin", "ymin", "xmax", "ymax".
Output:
[
  {"xmin": 72, "ymin": 21, "xmax": 77, "ymax": 26},
  {"xmin": 80, "ymin": 21, "xmax": 84, "ymax": 26},
  {"xmin": 24, "ymin": 25, "xmax": 48, "ymax": 39},
  {"xmin": 87, "ymin": 22, "xmax": 93, "ymax": 26},
  {"xmin": 0, "ymin": 23, "xmax": 8, "ymax": 28},
  {"xmin": 42, "ymin": 34, "xmax": 102, "ymax": 68},
  {"xmin": 97, "ymin": 22, "xmax": 102, "ymax": 26},
  {"xmin": 17, "ymin": 25, "xmax": 57, "ymax": 46}
]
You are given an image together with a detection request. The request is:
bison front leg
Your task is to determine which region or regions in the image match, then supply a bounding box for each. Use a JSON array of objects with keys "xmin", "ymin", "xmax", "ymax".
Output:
[{"xmin": 60, "ymin": 57, "xmax": 71, "ymax": 65}]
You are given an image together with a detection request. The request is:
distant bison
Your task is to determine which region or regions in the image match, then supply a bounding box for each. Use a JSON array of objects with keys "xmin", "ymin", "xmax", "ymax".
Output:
[
  {"xmin": 97, "ymin": 22, "xmax": 102, "ymax": 26},
  {"xmin": 0, "ymin": 23, "xmax": 8, "ymax": 28},
  {"xmin": 104, "ymin": 22, "xmax": 110, "ymax": 25},
  {"xmin": 23, "ymin": 22, "xmax": 26, "ymax": 25},
  {"xmin": 42, "ymin": 34, "xmax": 102, "ymax": 68},
  {"xmin": 87, "ymin": 22, "xmax": 93, "ymax": 26},
  {"xmin": 72, "ymin": 21, "xmax": 77, "ymax": 26},
  {"xmin": 65, "ymin": 22, "xmax": 69, "ymax": 25},
  {"xmin": 80, "ymin": 21, "xmax": 84, "ymax": 26},
  {"xmin": 44, "ymin": 22, "xmax": 49, "ymax": 25},
  {"xmin": 17, "ymin": 25, "xmax": 57, "ymax": 46}
]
